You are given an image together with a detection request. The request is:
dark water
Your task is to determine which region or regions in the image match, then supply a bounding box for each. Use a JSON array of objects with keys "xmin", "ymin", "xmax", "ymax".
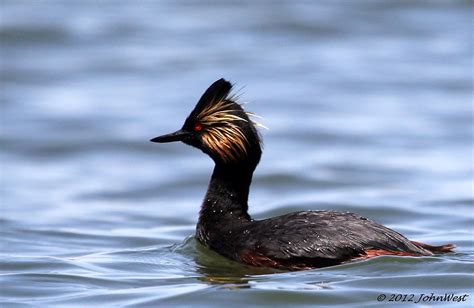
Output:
[{"xmin": 1, "ymin": 1, "xmax": 473, "ymax": 307}]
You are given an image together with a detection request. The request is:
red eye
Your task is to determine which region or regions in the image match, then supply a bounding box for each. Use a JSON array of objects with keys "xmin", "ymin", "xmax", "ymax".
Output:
[{"xmin": 193, "ymin": 122, "xmax": 202, "ymax": 132}]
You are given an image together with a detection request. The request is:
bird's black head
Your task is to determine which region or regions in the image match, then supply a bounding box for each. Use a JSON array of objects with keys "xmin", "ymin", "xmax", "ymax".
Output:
[{"xmin": 151, "ymin": 78, "xmax": 263, "ymax": 167}]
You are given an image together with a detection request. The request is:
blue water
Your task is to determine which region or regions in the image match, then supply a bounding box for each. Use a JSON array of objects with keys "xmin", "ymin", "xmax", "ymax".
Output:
[{"xmin": 1, "ymin": 1, "xmax": 473, "ymax": 307}]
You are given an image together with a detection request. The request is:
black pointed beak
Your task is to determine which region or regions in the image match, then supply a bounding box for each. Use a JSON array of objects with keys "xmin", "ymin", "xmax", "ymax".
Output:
[{"xmin": 150, "ymin": 129, "xmax": 190, "ymax": 143}]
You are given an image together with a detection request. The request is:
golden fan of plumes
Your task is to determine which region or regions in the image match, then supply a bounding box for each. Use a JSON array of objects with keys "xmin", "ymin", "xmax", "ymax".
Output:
[{"xmin": 196, "ymin": 99, "xmax": 264, "ymax": 162}]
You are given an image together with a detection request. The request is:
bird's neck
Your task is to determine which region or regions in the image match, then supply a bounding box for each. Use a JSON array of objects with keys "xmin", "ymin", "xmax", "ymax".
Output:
[{"xmin": 196, "ymin": 163, "xmax": 254, "ymax": 242}]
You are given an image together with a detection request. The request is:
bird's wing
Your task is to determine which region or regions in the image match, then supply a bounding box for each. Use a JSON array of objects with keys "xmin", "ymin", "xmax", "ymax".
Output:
[{"xmin": 249, "ymin": 211, "xmax": 426, "ymax": 262}]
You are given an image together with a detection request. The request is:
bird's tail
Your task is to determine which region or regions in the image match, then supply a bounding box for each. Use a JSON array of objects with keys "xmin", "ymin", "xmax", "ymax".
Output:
[{"xmin": 411, "ymin": 241, "xmax": 456, "ymax": 254}]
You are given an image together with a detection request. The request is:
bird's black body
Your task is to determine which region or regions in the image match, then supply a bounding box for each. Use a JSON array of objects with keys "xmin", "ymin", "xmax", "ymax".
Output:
[{"xmin": 151, "ymin": 78, "xmax": 454, "ymax": 270}]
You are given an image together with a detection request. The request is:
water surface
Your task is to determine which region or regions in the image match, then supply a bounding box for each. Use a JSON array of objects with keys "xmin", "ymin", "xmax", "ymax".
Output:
[{"xmin": 1, "ymin": 1, "xmax": 473, "ymax": 307}]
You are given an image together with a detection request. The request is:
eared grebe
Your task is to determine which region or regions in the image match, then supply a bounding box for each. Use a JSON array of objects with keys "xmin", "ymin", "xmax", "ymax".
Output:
[{"xmin": 151, "ymin": 78, "xmax": 455, "ymax": 270}]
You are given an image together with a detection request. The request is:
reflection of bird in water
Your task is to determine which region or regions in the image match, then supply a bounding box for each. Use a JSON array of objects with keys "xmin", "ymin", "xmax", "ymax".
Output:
[{"xmin": 151, "ymin": 78, "xmax": 455, "ymax": 270}]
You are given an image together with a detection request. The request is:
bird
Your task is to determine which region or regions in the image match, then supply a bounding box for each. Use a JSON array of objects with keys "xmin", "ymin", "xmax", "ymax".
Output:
[{"xmin": 150, "ymin": 78, "xmax": 455, "ymax": 270}]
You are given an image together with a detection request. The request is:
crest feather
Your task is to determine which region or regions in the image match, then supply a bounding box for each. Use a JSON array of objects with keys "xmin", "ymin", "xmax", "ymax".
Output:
[
  {"xmin": 197, "ymin": 100, "xmax": 249, "ymax": 162},
  {"xmin": 189, "ymin": 79, "xmax": 264, "ymax": 163}
]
